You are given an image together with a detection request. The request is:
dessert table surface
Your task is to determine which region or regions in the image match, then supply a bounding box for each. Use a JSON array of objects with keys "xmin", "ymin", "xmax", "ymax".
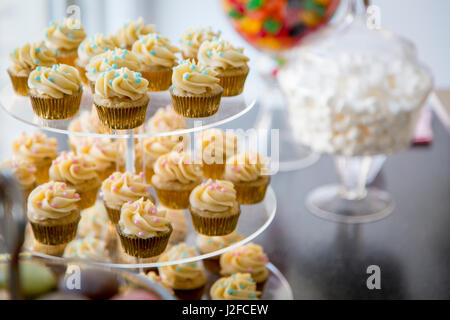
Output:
[{"xmin": 250, "ymin": 91, "xmax": 450, "ymax": 300}]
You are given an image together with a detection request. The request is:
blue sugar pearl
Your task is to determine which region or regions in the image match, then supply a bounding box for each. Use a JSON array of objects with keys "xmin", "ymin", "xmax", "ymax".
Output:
[
  {"xmin": 121, "ymin": 54, "xmax": 126, "ymax": 59},
  {"xmin": 250, "ymin": 293, "xmax": 256, "ymax": 299},
  {"xmin": 92, "ymin": 68, "xmax": 97, "ymax": 73},
  {"xmin": 35, "ymin": 48, "xmax": 41, "ymax": 53},
  {"xmin": 53, "ymin": 65, "xmax": 58, "ymax": 71},
  {"xmin": 184, "ymin": 263, "xmax": 189, "ymax": 267},
  {"xmin": 135, "ymin": 26, "xmax": 139, "ymax": 31},
  {"xmin": 186, "ymin": 40, "xmax": 192, "ymax": 46},
  {"xmin": 36, "ymin": 66, "xmax": 42, "ymax": 71},
  {"xmin": 175, "ymin": 267, "xmax": 181, "ymax": 272},
  {"xmin": 48, "ymin": 77, "xmax": 54, "ymax": 83},
  {"xmin": 123, "ymin": 23, "xmax": 127, "ymax": 28},
  {"xmin": 190, "ymin": 64, "xmax": 196, "ymax": 71},
  {"xmin": 104, "ymin": 58, "xmax": 108, "ymax": 63},
  {"xmin": 109, "ymin": 80, "xmax": 113, "ymax": 85},
  {"xmin": 104, "ymin": 47, "xmax": 108, "ymax": 51},
  {"xmin": 218, "ymin": 283, "xmax": 223, "ymax": 288},
  {"xmin": 187, "ymin": 33, "xmax": 192, "ymax": 37},
  {"xmin": 248, "ymin": 278, "xmax": 254, "ymax": 283},
  {"xmin": 183, "ymin": 73, "xmax": 190, "ymax": 80},
  {"xmin": 45, "ymin": 32, "xmax": 49, "ymax": 38},
  {"xmin": 206, "ymin": 50, "xmax": 212, "ymax": 57},
  {"xmin": 57, "ymin": 26, "xmax": 62, "ymax": 31},
  {"xmin": 102, "ymin": 72, "xmax": 106, "ymax": 77},
  {"xmin": 202, "ymin": 70, "xmax": 208, "ymax": 75},
  {"xmin": 112, "ymin": 64, "xmax": 117, "ymax": 69},
  {"xmin": 225, "ymin": 281, "xmax": 230, "ymax": 287},
  {"xmin": 156, "ymin": 35, "xmax": 160, "ymax": 39},
  {"xmin": 191, "ymin": 263, "xmax": 197, "ymax": 268},
  {"xmin": 123, "ymin": 74, "xmax": 128, "ymax": 79},
  {"xmin": 91, "ymin": 44, "xmax": 98, "ymax": 49},
  {"xmin": 114, "ymin": 73, "xmax": 119, "ymax": 78},
  {"xmin": 213, "ymin": 36, "xmax": 218, "ymax": 41},
  {"xmin": 106, "ymin": 68, "xmax": 112, "ymax": 72},
  {"xmin": 141, "ymin": 39, "xmax": 145, "ymax": 44},
  {"xmin": 13, "ymin": 50, "xmax": 17, "ymax": 55},
  {"xmin": 113, "ymin": 55, "xmax": 118, "ymax": 60},
  {"xmin": 34, "ymin": 59, "xmax": 40, "ymax": 64},
  {"xmin": 170, "ymin": 85, "xmax": 174, "ymax": 90},
  {"xmin": 54, "ymin": 49, "xmax": 58, "ymax": 55},
  {"xmin": 136, "ymin": 78, "xmax": 141, "ymax": 83},
  {"xmin": 35, "ymin": 75, "xmax": 41, "ymax": 81},
  {"xmin": 240, "ymin": 284, "xmax": 245, "ymax": 289},
  {"xmin": 218, "ymin": 51, "xmax": 223, "ymax": 57},
  {"xmin": 136, "ymin": 72, "xmax": 142, "ymax": 77},
  {"xmin": 231, "ymin": 275, "xmax": 236, "ymax": 279},
  {"xmin": 123, "ymin": 49, "xmax": 128, "ymax": 54},
  {"xmin": 150, "ymin": 49, "xmax": 156, "ymax": 55}
]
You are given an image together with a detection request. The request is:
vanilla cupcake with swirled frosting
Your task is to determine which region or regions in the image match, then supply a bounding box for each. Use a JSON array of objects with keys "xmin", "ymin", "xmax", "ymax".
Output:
[
  {"xmin": 151, "ymin": 151, "xmax": 203, "ymax": 209},
  {"xmin": 94, "ymin": 67, "xmax": 149, "ymax": 130},
  {"xmin": 189, "ymin": 179, "xmax": 240, "ymax": 236},
  {"xmin": 43, "ymin": 18, "xmax": 86, "ymax": 66},
  {"xmin": 224, "ymin": 152, "xmax": 270, "ymax": 204},
  {"xmin": 220, "ymin": 243, "xmax": 269, "ymax": 285},
  {"xmin": 135, "ymin": 134, "xmax": 187, "ymax": 183},
  {"xmin": 49, "ymin": 151, "xmax": 101, "ymax": 210},
  {"xmin": 27, "ymin": 181, "xmax": 81, "ymax": 245},
  {"xmin": 146, "ymin": 105, "xmax": 187, "ymax": 133},
  {"xmin": 64, "ymin": 236, "xmax": 109, "ymax": 262},
  {"xmin": 115, "ymin": 17, "xmax": 156, "ymax": 50},
  {"xmin": 75, "ymin": 33, "xmax": 118, "ymax": 84},
  {"xmin": 28, "ymin": 64, "xmax": 83, "ymax": 119},
  {"xmin": 158, "ymin": 205, "xmax": 188, "ymax": 244},
  {"xmin": 158, "ymin": 243, "xmax": 207, "ymax": 294},
  {"xmin": 85, "ymin": 48, "xmax": 141, "ymax": 92},
  {"xmin": 170, "ymin": 60, "xmax": 223, "ymax": 118},
  {"xmin": 180, "ymin": 27, "xmax": 221, "ymax": 61},
  {"xmin": 8, "ymin": 42, "xmax": 57, "ymax": 96},
  {"xmin": 12, "ymin": 131, "xmax": 58, "ymax": 184},
  {"xmin": 132, "ymin": 33, "xmax": 179, "ymax": 91},
  {"xmin": 10, "ymin": 159, "xmax": 37, "ymax": 199},
  {"xmin": 117, "ymin": 198, "xmax": 172, "ymax": 258},
  {"xmin": 196, "ymin": 231, "xmax": 243, "ymax": 258},
  {"xmin": 210, "ymin": 273, "xmax": 260, "ymax": 300},
  {"xmin": 198, "ymin": 39, "xmax": 249, "ymax": 96},
  {"xmin": 101, "ymin": 171, "xmax": 153, "ymax": 224}
]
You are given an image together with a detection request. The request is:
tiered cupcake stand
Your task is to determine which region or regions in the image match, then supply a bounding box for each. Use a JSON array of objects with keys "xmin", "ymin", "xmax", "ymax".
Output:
[{"xmin": 0, "ymin": 79, "xmax": 293, "ymax": 300}]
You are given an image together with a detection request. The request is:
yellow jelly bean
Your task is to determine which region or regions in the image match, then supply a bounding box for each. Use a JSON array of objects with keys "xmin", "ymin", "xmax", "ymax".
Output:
[
  {"xmin": 257, "ymin": 37, "xmax": 282, "ymax": 50},
  {"xmin": 301, "ymin": 11, "xmax": 321, "ymax": 27},
  {"xmin": 240, "ymin": 17, "xmax": 262, "ymax": 35}
]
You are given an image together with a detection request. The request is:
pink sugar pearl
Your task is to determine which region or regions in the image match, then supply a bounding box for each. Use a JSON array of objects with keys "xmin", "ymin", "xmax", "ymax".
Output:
[
  {"xmin": 36, "ymin": 201, "xmax": 42, "ymax": 206},
  {"xmin": 138, "ymin": 232, "xmax": 144, "ymax": 237},
  {"xmin": 74, "ymin": 193, "xmax": 80, "ymax": 199}
]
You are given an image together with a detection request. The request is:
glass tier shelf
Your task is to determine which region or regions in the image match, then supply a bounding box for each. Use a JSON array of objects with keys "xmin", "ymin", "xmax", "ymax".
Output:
[
  {"xmin": 24, "ymin": 186, "xmax": 276, "ymax": 269},
  {"xmin": 0, "ymin": 83, "xmax": 256, "ymax": 139}
]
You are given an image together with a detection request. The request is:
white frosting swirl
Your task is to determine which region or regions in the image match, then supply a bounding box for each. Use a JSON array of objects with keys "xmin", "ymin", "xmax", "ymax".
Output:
[
  {"xmin": 132, "ymin": 33, "xmax": 180, "ymax": 69},
  {"xmin": 28, "ymin": 64, "xmax": 81, "ymax": 99},
  {"xmin": 95, "ymin": 67, "xmax": 148, "ymax": 101}
]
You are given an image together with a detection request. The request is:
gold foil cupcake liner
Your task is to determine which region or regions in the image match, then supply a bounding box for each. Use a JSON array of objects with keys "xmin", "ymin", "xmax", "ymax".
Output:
[
  {"xmin": 218, "ymin": 70, "xmax": 249, "ymax": 97},
  {"xmin": 56, "ymin": 54, "xmax": 77, "ymax": 67},
  {"xmin": 29, "ymin": 89, "xmax": 82, "ymax": 120},
  {"xmin": 7, "ymin": 70, "xmax": 29, "ymax": 96},
  {"xmin": 202, "ymin": 258, "xmax": 221, "ymax": 274},
  {"xmin": 94, "ymin": 102, "xmax": 148, "ymax": 130},
  {"xmin": 174, "ymin": 286, "xmax": 205, "ymax": 300},
  {"xmin": 202, "ymin": 162, "xmax": 225, "ymax": 180},
  {"xmin": 30, "ymin": 216, "xmax": 80, "ymax": 246},
  {"xmin": 89, "ymin": 81, "xmax": 96, "ymax": 94},
  {"xmin": 154, "ymin": 187, "xmax": 193, "ymax": 210},
  {"xmin": 141, "ymin": 69, "xmax": 172, "ymax": 92},
  {"xmin": 170, "ymin": 89, "xmax": 222, "ymax": 118},
  {"xmin": 77, "ymin": 188, "xmax": 99, "ymax": 210},
  {"xmin": 235, "ymin": 178, "xmax": 270, "ymax": 205},
  {"xmin": 189, "ymin": 208, "xmax": 240, "ymax": 236},
  {"xmin": 117, "ymin": 225, "xmax": 172, "ymax": 258},
  {"xmin": 105, "ymin": 205, "xmax": 121, "ymax": 224},
  {"xmin": 74, "ymin": 61, "xmax": 89, "ymax": 85}
]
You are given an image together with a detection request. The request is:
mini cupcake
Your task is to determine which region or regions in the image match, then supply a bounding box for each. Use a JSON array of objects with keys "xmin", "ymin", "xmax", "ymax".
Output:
[
  {"xmin": 68, "ymin": 109, "xmax": 109, "ymax": 150},
  {"xmin": 189, "ymin": 179, "xmax": 240, "ymax": 236},
  {"xmin": 28, "ymin": 64, "xmax": 83, "ymax": 120},
  {"xmin": 63, "ymin": 236, "xmax": 110, "ymax": 262},
  {"xmin": 7, "ymin": 42, "xmax": 57, "ymax": 96},
  {"xmin": 74, "ymin": 137, "xmax": 125, "ymax": 180},
  {"xmin": 199, "ymin": 128, "xmax": 238, "ymax": 179},
  {"xmin": 101, "ymin": 171, "xmax": 153, "ymax": 224},
  {"xmin": 210, "ymin": 273, "xmax": 260, "ymax": 300},
  {"xmin": 158, "ymin": 205, "xmax": 188, "ymax": 244},
  {"xmin": 132, "ymin": 33, "xmax": 180, "ymax": 91},
  {"xmin": 12, "ymin": 131, "xmax": 58, "ymax": 184},
  {"xmin": 145, "ymin": 105, "xmax": 187, "ymax": 133},
  {"xmin": 94, "ymin": 67, "xmax": 149, "ymax": 130},
  {"xmin": 151, "ymin": 151, "xmax": 203, "ymax": 209},
  {"xmin": 135, "ymin": 135, "xmax": 186, "ymax": 183},
  {"xmin": 75, "ymin": 33, "xmax": 117, "ymax": 84},
  {"xmin": 223, "ymin": 152, "xmax": 270, "ymax": 204},
  {"xmin": 117, "ymin": 198, "xmax": 172, "ymax": 258},
  {"xmin": 49, "ymin": 151, "xmax": 101, "ymax": 210},
  {"xmin": 114, "ymin": 17, "xmax": 156, "ymax": 50},
  {"xmin": 198, "ymin": 39, "xmax": 249, "ymax": 96},
  {"xmin": 144, "ymin": 271, "xmax": 174, "ymax": 295},
  {"xmin": 85, "ymin": 48, "xmax": 141, "ymax": 93},
  {"xmin": 220, "ymin": 243, "xmax": 269, "ymax": 291},
  {"xmin": 180, "ymin": 27, "xmax": 221, "ymax": 61},
  {"xmin": 196, "ymin": 231, "xmax": 244, "ymax": 274},
  {"xmin": 27, "ymin": 181, "xmax": 81, "ymax": 246},
  {"xmin": 43, "ymin": 18, "xmax": 86, "ymax": 66},
  {"xmin": 170, "ymin": 60, "xmax": 223, "ymax": 118},
  {"xmin": 77, "ymin": 201, "xmax": 109, "ymax": 239},
  {"xmin": 11, "ymin": 159, "xmax": 37, "ymax": 201},
  {"xmin": 158, "ymin": 243, "xmax": 207, "ymax": 300}
]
